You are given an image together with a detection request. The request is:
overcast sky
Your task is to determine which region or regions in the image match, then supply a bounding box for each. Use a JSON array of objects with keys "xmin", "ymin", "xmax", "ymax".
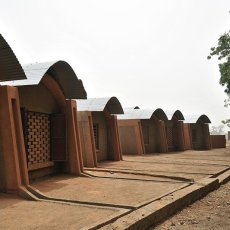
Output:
[{"xmin": 0, "ymin": 0, "xmax": 229, "ymax": 130}]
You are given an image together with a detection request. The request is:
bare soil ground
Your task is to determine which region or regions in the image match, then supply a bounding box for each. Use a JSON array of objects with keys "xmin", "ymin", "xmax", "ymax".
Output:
[
  {"xmin": 152, "ymin": 181, "xmax": 230, "ymax": 230},
  {"xmin": 1, "ymin": 145, "xmax": 229, "ymax": 230}
]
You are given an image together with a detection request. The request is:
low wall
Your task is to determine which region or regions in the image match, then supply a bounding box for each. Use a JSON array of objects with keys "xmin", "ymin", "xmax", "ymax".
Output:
[{"xmin": 211, "ymin": 135, "xmax": 226, "ymax": 148}]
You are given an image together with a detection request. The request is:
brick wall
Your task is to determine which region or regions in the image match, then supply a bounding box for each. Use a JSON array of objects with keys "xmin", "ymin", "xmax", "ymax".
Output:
[
  {"xmin": 27, "ymin": 111, "xmax": 51, "ymax": 167},
  {"xmin": 211, "ymin": 135, "xmax": 226, "ymax": 148}
]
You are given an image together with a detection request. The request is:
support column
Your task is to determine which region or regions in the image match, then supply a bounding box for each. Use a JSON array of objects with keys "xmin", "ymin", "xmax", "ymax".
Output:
[
  {"xmin": 65, "ymin": 99, "xmax": 83, "ymax": 175},
  {"xmin": 183, "ymin": 123, "xmax": 193, "ymax": 150},
  {"xmin": 88, "ymin": 113, "xmax": 98, "ymax": 166},
  {"xmin": 0, "ymin": 86, "xmax": 29, "ymax": 193},
  {"xmin": 178, "ymin": 121, "xmax": 186, "ymax": 151},
  {"xmin": 203, "ymin": 123, "xmax": 212, "ymax": 150},
  {"xmin": 77, "ymin": 111, "xmax": 97, "ymax": 168},
  {"xmin": 109, "ymin": 115, "xmax": 122, "ymax": 161},
  {"xmin": 137, "ymin": 121, "xmax": 145, "ymax": 155},
  {"xmin": 158, "ymin": 120, "xmax": 168, "ymax": 153}
]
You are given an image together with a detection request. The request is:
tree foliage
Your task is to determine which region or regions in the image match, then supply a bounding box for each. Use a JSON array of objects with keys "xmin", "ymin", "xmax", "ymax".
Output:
[
  {"xmin": 208, "ymin": 30, "xmax": 230, "ymax": 127},
  {"xmin": 208, "ymin": 30, "xmax": 230, "ymax": 94}
]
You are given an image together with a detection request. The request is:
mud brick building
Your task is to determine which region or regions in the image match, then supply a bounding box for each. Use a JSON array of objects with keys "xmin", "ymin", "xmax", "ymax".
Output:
[
  {"xmin": 211, "ymin": 135, "xmax": 226, "ymax": 148},
  {"xmin": 117, "ymin": 108, "xmax": 169, "ymax": 155},
  {"xmin": 77, "ymin": 97, "xmax": 123, "ymax": 167},
  {"xmin": 0, "ymin": 34, "xmax": 28, "ymax": 193},
  {"xmin": 184, "ymin": 115, "xmax": 212, "ymax": 150},
  {"xmin": 0, "ymin": 33, "xmax": 223, "ymax": 200},
  {"xmin": 0, "ymin": 34, "xmax": 87, "ymax": 195},
  {"xmin": 164, "ymin": 110, "xmax": 186, "ymax": 151}
]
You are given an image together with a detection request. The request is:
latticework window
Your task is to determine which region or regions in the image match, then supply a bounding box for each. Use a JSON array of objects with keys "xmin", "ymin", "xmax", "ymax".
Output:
[
  {"xmin": 167, "ymin": 127, "xmax": 173, "ymax": 147},
  {"xmin": 93, "ymin": 124, "xmax": 99, "ymax": 150},
  {"xmin": 27, "ymin": 111, "xmax": 51, "ymax": 166}
]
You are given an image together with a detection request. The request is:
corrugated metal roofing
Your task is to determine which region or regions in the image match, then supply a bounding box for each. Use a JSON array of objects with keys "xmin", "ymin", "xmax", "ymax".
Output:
[
  {"xmin": 184, "ymin": 114, "xmax": 211, "ymax": 123},
  {"xmin": 0, "ymin": 61, "xmax": 87, "ymax": 99},
  {"xmin": 0, "ymin": 34, "xmax": 26, "ymax": 81},
  {"xmin": 124, "ymin": 106, "xmax": 140, "ymax": 111},
  {"xmin": 164, "ymin": 110, "xmax": 185, "ymax": 120},
  {"xmin": 118, "ymin": 108, "xmax": 168, "ymax": 121},
  {"xmin": 77, "ymin": 97, "xmax": 124, "ymax": 114}
]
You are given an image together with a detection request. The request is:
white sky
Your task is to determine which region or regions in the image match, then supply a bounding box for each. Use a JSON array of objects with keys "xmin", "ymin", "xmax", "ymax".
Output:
[{"xmin": 0, "ymin": 0, "xmax": 229, "ymax": 130}]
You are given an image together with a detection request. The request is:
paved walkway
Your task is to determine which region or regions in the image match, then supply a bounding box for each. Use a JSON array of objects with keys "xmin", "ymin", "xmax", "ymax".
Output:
[{"xmin": 0, "ymin": 146, "xmax": 229, "ymax": 229}]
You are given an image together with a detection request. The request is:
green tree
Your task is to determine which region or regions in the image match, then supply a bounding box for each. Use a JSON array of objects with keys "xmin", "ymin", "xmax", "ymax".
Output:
[
  {"xmin": 208, "ymin": 30, "xmax": 230, "ymax": 127},
  {"xmin": 208, "ymin": 31, "xmax": 230, "ymax": 93}
]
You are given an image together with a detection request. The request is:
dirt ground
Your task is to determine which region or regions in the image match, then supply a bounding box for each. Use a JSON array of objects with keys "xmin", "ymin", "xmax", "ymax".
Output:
[
  {"xmin": 0, "ymin": 193, "xmax": 127, "ymax": 230},
  {"xmin": 1, "ymin": 145, "xmax": 229, "ymax": 230},
  {"xmin": 152, "ymin": 181, "xmax": 230, "ymax": 230}
]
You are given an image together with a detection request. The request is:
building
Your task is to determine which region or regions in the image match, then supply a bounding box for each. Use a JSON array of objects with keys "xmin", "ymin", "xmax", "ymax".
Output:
[
  {"xmin": 0, "ymin": 34, "xmax": 26, "ymax": 81},
  {"xmin": 164, "ymin": 110, "xmax": 185, "ymax": 151},
  {"xmin": 184, "ymin": 115, "xmax": 212, "ymax": 150},
  {"xmin": 0, "ymin": 57, "xmax": 87, "ymax": 193},
  {"xmin": 117, "ymin": 108, "xmax": 168, "ymax": 154},
  {"xmin": 0, "ymin": 34, "xmax": 28, "ymax": 193},
  {"xmin": 77, "ymin": 97, "xmax": 124, "ymax": 167}
]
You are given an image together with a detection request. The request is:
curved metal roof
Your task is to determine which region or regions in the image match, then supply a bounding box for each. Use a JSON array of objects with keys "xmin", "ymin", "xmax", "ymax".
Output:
[
  {"xmin": 164, "ymin": 110, "xmax": 185, "ymax": 121},
  {"xmin": 124, "ymin": 106, "xmax": 140, "ymax": 111},
  {"xmin": 77, "ymin": 97, "xmax": 124, "ymax": 114},
  {"xmin": 0, "ymin": 61, "xmax": 87, "ymax": 99},
  {"xmin": 184, "ymin": 114, "xmax": 211, "ymax": 123},
  {"xmin": 0, "ymin": 34, "xmax": 26, "ymax": 81},
  {"xmin": 118, "ymin": 108, "xmax": 168, "ymax": 121}
]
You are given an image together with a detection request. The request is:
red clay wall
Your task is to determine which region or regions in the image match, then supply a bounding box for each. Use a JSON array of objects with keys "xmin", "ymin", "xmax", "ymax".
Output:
[
  {"xmin": 18, "ymin": 83, "xmax": 62, "ymax": 179},
  {"xmin": 211, "ymin": 135, "xmax": 226, "ymax": 148},
  {"xmin": 166, "ymin": 120, "xmax": 185, "ymax": 151},
  {"xmin": 183, "ymin": 123, "xmax": 192, "ymax": 150},
  {"xmin": 78, "ymin": 111, "xmax": 97, "ymax": 167},
  {"xmin": 0, "ymin": 86, "xmax": 29, "ymax": 192},
  {"xmin": 189, "ymin": 123, "xmax": 211, "ymax": 150},
  {"xmin": 107, "ymin": 115, "xmax": 122, "ymax": 161},
  {"xmin": 141, "ymin": 119, "xmax": 159, "ymax": 153},
  {"xmin": 92, "ymin": 112, "xmax": 108, "ymax": 161},
  {"xmin": 118, "ymin": 119, "xmax": 145, "ymax": 155}
]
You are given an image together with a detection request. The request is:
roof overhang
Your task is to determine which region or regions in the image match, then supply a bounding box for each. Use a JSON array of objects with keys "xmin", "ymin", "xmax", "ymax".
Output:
[
  {"xmin": 152, "ymin": 108, "xmax": 168, "ymax": 121},
  {"xmin": 0, "ymin": 60, "xmax": 87, "ymax": 99},
  {"xmin": 0, "ymin": 34, "xmax": 26, "ymax": 81},
  {"xmin": 197, "ymin": 114, "xmax": 211, "ymax": 123},
  {"xmin": 77, "ymin": 97, "xmax": 124, "ymax": 114},
  {"xmin": 184, "ymin": 114, "xmax": 211, "ymax": 123},
  {"xmin": 118, "ymin": 108, "xmax": 167, "ymax": 121},
  {"xmin": 165, "ymin": 110, "xmax": 185, "ymax": 121}
]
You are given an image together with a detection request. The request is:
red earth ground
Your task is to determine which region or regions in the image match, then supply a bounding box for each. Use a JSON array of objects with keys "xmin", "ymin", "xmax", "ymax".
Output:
[{"xmin": 152, "ymin": 181, "xmax": 230, "ymax": 230}]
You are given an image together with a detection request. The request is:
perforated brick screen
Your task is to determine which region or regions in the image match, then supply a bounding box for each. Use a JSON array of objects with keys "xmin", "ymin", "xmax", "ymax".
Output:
[
  {"xmin": 167, "ymin": 127, "xmax": 173, "ymax": 148},
  {"xmin": 27, "ymin": 111, "xmax": 51, "ymax": 166}
]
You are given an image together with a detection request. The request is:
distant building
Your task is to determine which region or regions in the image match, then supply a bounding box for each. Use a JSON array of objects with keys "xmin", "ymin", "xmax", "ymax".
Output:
[
  {"xmin": 77, "ymin": 97, "xmax": 123, "ymax": 167},
  {"xmin": 184, "ymin": 115, "xmax": 212, "ymax": 150}
]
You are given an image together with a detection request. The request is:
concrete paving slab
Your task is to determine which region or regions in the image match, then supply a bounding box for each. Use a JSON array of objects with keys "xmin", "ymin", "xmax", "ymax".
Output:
[
  {"xmin": 95, "ymin": 149, "xmax": 230, "ymax": 182},
  {"xmin": 100, "ymin": 178, "xmax": 220, "ymax": 230},
  {"xmin": 85, "ymin": 170, "xmax": 186, "ymax": 183},
  {"xmin": 124, "ymin": 160, "xmax": 229, "ymax": 169},
  {"xmin": 123, "ymin": 149, "xmax": 230, "ymax": 162},
  {"xmin": 99, "ymin": 160, "xmax": 227, "ymax": 174},
  {"xmin": 32, "ymin": 175, "xmax": 189, "ymax": 208},
  {"xmin": 123, "ymin": 155, "xmax": 230, "ymax": 166},
  {"xmin": 88, "ymin": 168, "xmax": 207, "ymax": 182},
  {"xmin": 0, "ymin": 193, "xmax": 127, "ymax": 230},
  {"xmin": 97, "ymin": 160, "xmax": 228, "ymax": 181}
]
